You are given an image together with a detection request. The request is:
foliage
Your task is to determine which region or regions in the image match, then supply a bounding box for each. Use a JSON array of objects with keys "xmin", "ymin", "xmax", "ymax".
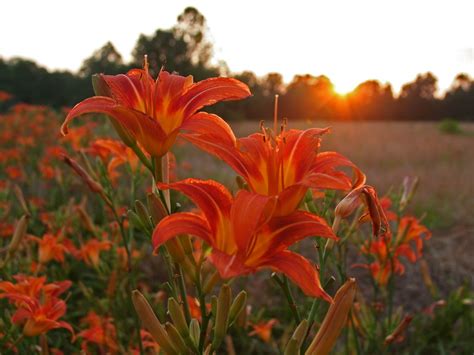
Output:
[{"xmin": 438, "ymin": 118, "xmax": 463, "ymax": 134}]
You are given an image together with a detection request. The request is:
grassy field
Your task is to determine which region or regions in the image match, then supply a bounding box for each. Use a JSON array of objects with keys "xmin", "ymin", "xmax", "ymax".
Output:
[{"xmin": 176, "ymin": 120, "xmax": 474, "ymax": 293}]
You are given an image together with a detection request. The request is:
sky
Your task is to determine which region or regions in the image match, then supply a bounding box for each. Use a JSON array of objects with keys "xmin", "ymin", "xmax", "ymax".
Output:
[{"xmin": 2, "ymin": 0, "xmax": 474, "ymax": 94}]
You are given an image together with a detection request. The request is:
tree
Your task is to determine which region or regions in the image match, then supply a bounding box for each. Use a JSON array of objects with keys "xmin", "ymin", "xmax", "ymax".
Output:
[
  {"xmin": 174, "ymin": 7, "xmax": 213, "ymax": 66},
  {"xmin": 400, "ymin": 72, "xmax": 438, "ymax": 100},
  {"xmin": 79, "ymin": 42, "xmax": 127, "ymax": 78},
  {"xmin": 131, "ymin": 7, "xmax": 221, "ymax": 80},
  {"xmin": 132, "ymin": 29, "xmax": 190, "ymax": 76},
  {"xmin": 398, "ymin": 72, "xmax": 440, "ymax": 120}
]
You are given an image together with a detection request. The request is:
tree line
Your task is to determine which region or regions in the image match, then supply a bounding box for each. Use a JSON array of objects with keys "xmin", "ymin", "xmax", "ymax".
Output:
[{"xmin": 1, "ymin": 7, "xmax": 473, "ymax": 121}]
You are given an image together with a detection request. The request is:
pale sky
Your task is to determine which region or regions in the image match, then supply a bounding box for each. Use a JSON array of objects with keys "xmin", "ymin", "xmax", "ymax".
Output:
[{"xmin": 2, "ymin": 0, "xmax": 474, "ymax": 94}]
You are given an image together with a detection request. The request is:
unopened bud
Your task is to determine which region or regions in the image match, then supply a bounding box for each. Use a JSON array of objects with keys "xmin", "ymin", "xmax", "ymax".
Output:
[
  {"xmin": 384, "ymin": 315, "xmax": 413, "ymax": 345},
  {"xmin": 399, "ymin": 176, "xmax": 418, "ymax": 211},
  {"xmin": 284, "ymin": 338, "xmax": 299, "ymax": 355},
  {"xmin": 12, "ymin": 185, "xmax": 30, "ymax": 216},
  {"xmin": 166, "ymin": 239, "xmax": 186, "ymax": 264},
  {"xmin": 203, "ymin": 270, "xmax": 221, "ymax": 294},
  {"xmin": 212, "ymin": 284, "xmax": 232, "ymax": 350},
  {"xmin": 169, "ymin": 297, "xmax": 199, "ymax": 352},
  {"xmin": 228, "ymin": 291, "xmax": 247, "ymax": 326},
  {"xmin": 292, "ymin": 319, "xmax": 309, "ymax": 348},
  {"xmin": 131, "ymin": 290, "xmax": 177, "ymax": 355},
  {"xmin": 284, "ymin": 319, "xmax": 308, "ymax": 354},
  {"xmin": 165, "ymin": 322, "xmax": 189, "ymax": 353},
  {"xmin": 178, "ymin": 235, "xmax": 194, "ymax": 257},
  {"xmin": 134, "ymin": 200, "xmax": 152, "ymax": 230},
  {"xmin": 168, "ymin": 298, "xmax": 189, "ymax": 339},
  {"xmin": 336, "ymin": 185, "xmax": 390, "ymax": 238},
  {"xmin": 77, "ymin": 205, "xmax": 96, "ymax": 235},
  {"xmin": 128, "ymin": 210, "xmax": 148, "ymax": 233},
  {"xmin": 63, "ymin": 155, "xmax": 104, "ymax": 195},
  {"xmin": 419, "ymin": 259, "xmax": 438, "ymax": 298},
  {"xmin": 7, "ymin": 215, "xmax": 29, "ymax": 256},
  {"xmin": 237, "ymin": 304, "xmax": 250, "ymax": 329},
  {"xmin": 189, "ymin": 318, "xmax": 201, "ymax": 348},
  {"xmin": 306, "ymin": 278, "xmax": 357, "ymax": 355},
  {"xmin": 147, "ymin": 193, "xmax": 168, "ymax": 224}
]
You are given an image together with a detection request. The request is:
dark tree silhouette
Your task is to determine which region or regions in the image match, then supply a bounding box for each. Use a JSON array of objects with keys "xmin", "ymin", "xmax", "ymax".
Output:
[{"xmin": 79, "ymin": 41, "xmax": 128, "ymax": 78}]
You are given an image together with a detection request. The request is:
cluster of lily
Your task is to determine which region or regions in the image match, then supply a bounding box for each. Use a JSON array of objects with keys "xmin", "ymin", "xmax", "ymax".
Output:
[{"xmin": 0, "ymin": 58, "xmax": 434, "ymax": 354}]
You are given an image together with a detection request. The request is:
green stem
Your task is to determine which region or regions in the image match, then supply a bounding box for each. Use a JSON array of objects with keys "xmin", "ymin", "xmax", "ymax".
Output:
[
  {"xmin": 175, "ymin": 263, "xmax": 192, "ymax": 324},
  {"xmin": 130, "ymin": 143, "xmax": 152, "ymax": 172},
  {"xmin": 196, "ymin": 266, "xmax": 210, "ymax": 352},
  {"xmin": 272, "ymin": 274, "xmax": 301, "ymax": 323}
]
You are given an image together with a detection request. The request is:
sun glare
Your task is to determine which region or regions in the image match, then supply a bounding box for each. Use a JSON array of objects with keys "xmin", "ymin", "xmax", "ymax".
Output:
[{"xmin": 333, "ymin": 81, "xmax": 356, "ymax": 96}]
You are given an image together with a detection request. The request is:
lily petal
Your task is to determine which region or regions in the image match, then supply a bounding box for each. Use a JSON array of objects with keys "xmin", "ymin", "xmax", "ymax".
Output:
[
  {"xmin": 231, "ymin": 190, "xmax": 276, "ymax": 250},
  {"xmin": 61, "ymin": 96, "xmax": 170, "ymax": 156},
  {"xmin": 180, "ymin": 77, "xmax": 251, "ymax": 118},
  {"xmin": 152, "ymin": 212, "xmax": 212, "ymax": 252},
  {"xmin": 181, "ymin": 113, "xmax": 258, "ymax": 180},
  {"xmin": 265, "ymin": 250, "xmax": 331, "ymax": 301},
  {"xmin": 267, "ymin": 211, "xmax": 338, "ymax": 252}
]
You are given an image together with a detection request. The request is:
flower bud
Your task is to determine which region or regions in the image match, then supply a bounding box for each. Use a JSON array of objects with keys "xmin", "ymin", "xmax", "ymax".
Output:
[
  {"xmin": 63, "ymin": 155, "xmax": 104, "ymax": 196},
  {"xmin": 134, "ymin": 200, "xmax": 152, "ymax": 230},
  {"xmin": 166, "ymin": 239, "xmax": 186, "ymax": 264},
  {"xmin": 12, "ymin": 184, "xmax": 30, "ymax": 216},
  {"xmin": 399, "ymin": 176, "xmax": 418, "ymax": 211},
  {"xmin": 335, "ymin": 185, "xmax": 390, "ymax": 238},
  {"xmin": 147, "ymin": 193, "xmax": 168, "ymax": 225},
  {"xmin": 419, "ymin": 259, "xmax": 438, "ymax": 298},
  {"xmin": 384, "ymin": 315, "xmax": 413, "ymax": 345},
  {"xmin": 306, "ymin": 278, "xmax": 357, "ymax": 355},
  {"xmin": 203, "ymin": 270, "xmax": 221, "ymax": 294},
  {"xmin": 284, "ymin": 338, "xmax": 299, "ymax": 355},
  {"xmin": 212, "ymin": 284, "xmax": 232, "ymax": 350},
  {"xmin": 189, "ymin": 318, "xmax": 200, "ymax": 347},
  {"xmin": 7, "ymin": 215, "xmax": 29, "ymax": 257},
  {"xmin": 228, "ymin": 291, "xmax": 247, "ymax": 326},
  {"xmin": 284, "ymin": 319, "xmax": 308, "ymax": 354},
  {"xmin": 168, "ymin": 297, "xmax": 198, "ymax": 352},
  {"xmin": 178, "ymin": 234, "xmax": 194, "ymax": 257},
  {"xmin": 128, "ymin": 210, "xmax": 148, "ymax": 233},
  {"xmin": 168, "ymin": 298, "xmax": 189, "ymax": 339},
  {"xmin": 77, "ymin": 205, "xmax": 96, "ymax": 235},
  {"xmin": 131, "ymin": 290, "xmax": 177, "ymax": 355},
  {"xmin": 165, "ymin": 322, "xmax": 189, "ymax": 353}
]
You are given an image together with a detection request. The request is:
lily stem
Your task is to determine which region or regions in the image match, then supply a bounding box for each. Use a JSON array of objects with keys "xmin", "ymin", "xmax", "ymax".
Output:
[
  {"xmin": 272, "ymin": 274, "xmax": 301, "ymax": 323},
  {"xmin": 175, "ymin": 262, "xmax": 192, "ymax": 324}
]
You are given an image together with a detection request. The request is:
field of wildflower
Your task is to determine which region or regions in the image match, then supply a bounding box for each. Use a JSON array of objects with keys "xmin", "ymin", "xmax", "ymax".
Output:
[{"xmin": 0, "ymin": 63, "xmax": 472, "ymax": 354}]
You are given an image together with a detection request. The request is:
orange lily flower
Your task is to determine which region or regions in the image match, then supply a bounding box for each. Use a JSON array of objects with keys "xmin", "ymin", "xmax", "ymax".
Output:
[
  {"xmin": 249, "ymin": 319, "xmax": 278, "ymax": 343},
  {"xmin": 78, "ymin": 311, "xmax": 118, "ymax": 353},
  {"xmin": 88, "ymin": 139, "xmax": 144, "ymax": 182},
  {"xmin": 30, "ymin": 233, "xmax": 69, "ymax": 264},
  {"xmin": 9, "ymin": 295, "xmax": 73, "ymax": 337},
  {"xmin": 61, "ymin": 61, "xmax": 251, "ymax": 157},
  {"xmin": 152, "ymin": 179, "xmax": 337, "ymax": 301},
  {"xmin": 77, "ymin": 239, "xmax": 112, "ymax": 267},
  {"xmin": 182, "ymin": 120, "xmax": 365, "ymax": 216},
  {"xmin": 0, "ymin": 275, "xmax": 71, "ymax": 304},
  {"xmin": 0, "ymin": 276, "xmax": 73, "ymax": 338},
  {"xmin": 396, "ymin": 216, "xmax": 432, "ymax": 257},
  {"xmin": 358, "ymin": 214, "xmax": 430, "ymax": 286}
]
